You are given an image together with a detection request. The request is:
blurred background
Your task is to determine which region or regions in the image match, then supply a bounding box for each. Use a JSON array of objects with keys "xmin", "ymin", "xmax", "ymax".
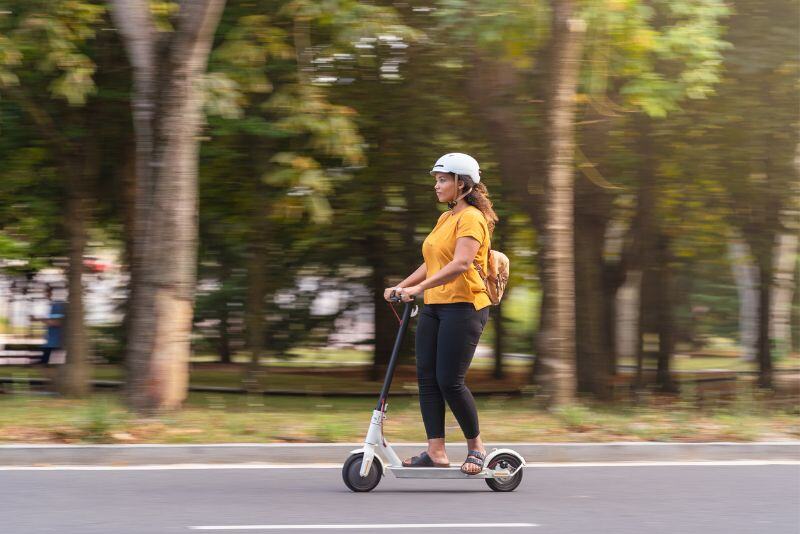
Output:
[{"xmin": 0, "ymin": 0, "xmax": 797, "ymax": 442}]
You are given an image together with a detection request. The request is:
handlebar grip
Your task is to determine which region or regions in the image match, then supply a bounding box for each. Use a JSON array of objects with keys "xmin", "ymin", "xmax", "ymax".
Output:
[{"xmin": 389, "ymin": 289, "xmax": 417, "ymax": 303}]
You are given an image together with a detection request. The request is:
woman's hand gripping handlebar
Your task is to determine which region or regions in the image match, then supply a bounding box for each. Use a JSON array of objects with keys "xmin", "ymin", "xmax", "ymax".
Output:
[
  {"xmin": 385, "ymin": 286, "xmax": 422, "ymax": 303},
  {"xmin": 384, "ymin": 288, "xmax": 420, "ymax": 324}
]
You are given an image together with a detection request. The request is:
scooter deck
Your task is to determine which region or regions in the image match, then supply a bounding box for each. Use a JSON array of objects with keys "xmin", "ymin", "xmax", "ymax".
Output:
[{"xmin": 388, "ymin": 466, "xmax": 513, "ymax": 479}]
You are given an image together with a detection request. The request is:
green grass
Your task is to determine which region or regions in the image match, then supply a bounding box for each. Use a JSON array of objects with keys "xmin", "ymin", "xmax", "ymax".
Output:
[{"xmin": 0, "ymin": 386, "xmax": 797, "ymax": 445}]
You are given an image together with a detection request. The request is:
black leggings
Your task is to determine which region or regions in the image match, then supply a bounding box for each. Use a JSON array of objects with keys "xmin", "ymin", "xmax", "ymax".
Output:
[{"xmin": 415, "ymin": 302, "xmax": 490, "ymax": 440}]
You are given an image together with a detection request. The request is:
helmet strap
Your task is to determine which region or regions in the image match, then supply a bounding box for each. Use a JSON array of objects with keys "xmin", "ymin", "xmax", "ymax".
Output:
[{"xmin": 449, "ymin": 182, "xmax": 473, "ymax": 209}]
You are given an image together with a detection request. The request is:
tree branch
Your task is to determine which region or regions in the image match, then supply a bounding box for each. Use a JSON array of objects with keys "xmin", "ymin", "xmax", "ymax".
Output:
[
  {"xmin": 109, "ymin": 0, "xmax": 157, "ymax": 77},
  {"xmin": 170, "ymin": 0, "xmax": 226, "ymax": 72}
]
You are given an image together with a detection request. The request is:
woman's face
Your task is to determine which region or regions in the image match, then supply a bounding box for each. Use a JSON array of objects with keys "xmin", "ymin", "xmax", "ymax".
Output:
[{"xmin": 433, "ymin": 171, "xmax": 459, "ymax": 202}]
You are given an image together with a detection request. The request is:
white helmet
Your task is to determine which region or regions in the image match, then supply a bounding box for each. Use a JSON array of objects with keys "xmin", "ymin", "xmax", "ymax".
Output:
[{"xmin": 430, "ymin": 153, "xmax": 481, "ymax": 184}]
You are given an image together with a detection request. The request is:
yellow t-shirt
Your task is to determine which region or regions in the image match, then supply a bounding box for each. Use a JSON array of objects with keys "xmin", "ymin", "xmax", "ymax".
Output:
[{"xmin": 422, "ymin": 206, "xmax": 492, "ymax": 310}]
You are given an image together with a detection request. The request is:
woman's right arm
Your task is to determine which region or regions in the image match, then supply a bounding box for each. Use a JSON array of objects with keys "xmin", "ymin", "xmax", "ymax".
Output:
[
  {"xmin": 398, "ymin": 263, "xmax": 427, "ymax": 288},
  {"xmin": 384, "ymin": 263, "xmax": 426, "ymax": 301}
]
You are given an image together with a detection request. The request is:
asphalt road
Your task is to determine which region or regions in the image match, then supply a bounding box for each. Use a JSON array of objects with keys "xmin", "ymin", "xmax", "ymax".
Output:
[{"xmin": 2, "ymin": 463, "xmax": 798, "ymax": 534}]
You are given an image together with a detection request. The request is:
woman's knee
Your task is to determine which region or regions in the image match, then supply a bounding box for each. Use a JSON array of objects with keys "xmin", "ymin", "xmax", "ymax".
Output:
[
  {"xmin": 417, "ymin": 371, "xmax": 439, "ymax": 391},
  {"xmin": 436, "ymin": 375, "xmax": 467, "ymax": 397}
]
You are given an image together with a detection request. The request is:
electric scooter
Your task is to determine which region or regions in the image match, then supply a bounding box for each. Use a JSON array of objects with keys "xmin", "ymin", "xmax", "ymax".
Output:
[{"xmin": 342, "ymin": 292, "xmax": 525, "ymax": 492}]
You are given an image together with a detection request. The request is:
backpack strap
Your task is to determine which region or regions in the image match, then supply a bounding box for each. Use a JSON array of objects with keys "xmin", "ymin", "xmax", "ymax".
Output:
[{"xmin": 473, "ymin": 258, "xmax": 488, "ymax": 282}]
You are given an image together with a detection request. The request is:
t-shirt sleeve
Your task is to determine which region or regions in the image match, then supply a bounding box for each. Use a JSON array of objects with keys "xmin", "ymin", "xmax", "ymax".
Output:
[{"xmin": 456, "ymin": 210, "xmax": 487, "ymax": 244}]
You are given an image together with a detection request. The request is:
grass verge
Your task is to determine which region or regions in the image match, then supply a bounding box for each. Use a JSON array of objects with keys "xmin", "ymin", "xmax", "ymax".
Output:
[{"xmin": 0, "ymin": 385, "xmax": 797, "ymax": 445}]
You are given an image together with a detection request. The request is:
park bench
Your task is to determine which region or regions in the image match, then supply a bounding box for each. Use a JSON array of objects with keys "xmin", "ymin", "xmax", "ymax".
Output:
[{"xmin": 0, "ymin": 340, "xmax": 45, "ymax": 365}]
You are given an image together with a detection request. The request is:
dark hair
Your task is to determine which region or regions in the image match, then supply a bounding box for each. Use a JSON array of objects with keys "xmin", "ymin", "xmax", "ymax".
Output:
[{"xmin": 448, "ymin": 173, "xmax": 499, "ymax": 234}]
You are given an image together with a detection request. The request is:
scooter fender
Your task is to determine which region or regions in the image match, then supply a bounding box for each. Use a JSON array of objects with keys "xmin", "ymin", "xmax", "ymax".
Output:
[
  {"xmin": 349, "ymin": 447, "xmax": 387, "ymax": 475},
  {"xmin": 484, "ymin": 448, "xmax": 526, "ymax": 471}
]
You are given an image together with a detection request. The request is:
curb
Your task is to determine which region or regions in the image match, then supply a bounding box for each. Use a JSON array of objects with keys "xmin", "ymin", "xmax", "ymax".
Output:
[{"xmin": 0, "ymin": 441, "xmax": 797, "ymax": 466}]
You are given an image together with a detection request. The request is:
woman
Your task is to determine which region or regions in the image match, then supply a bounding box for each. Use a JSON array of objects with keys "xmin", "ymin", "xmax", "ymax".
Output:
[{"xmin": 383, "ymin": 152, "xmax": 499, "ymax": 475}]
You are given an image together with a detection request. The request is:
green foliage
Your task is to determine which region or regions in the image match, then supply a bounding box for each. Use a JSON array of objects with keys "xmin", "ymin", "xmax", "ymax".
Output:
[
  {"xmin": 0, "ymin": 0, "xmax": 795, "ymax": 374},
  {"xmin": 0, "ymin": 1, "xmax": 104, "ymax": 105},
  {"xmin": 434, "ymin": 0, "xmax": 551, "ymax": 68},
  {"xmin": 599, "ymin": 0, "xmax": 732, "ymax": 116},
  {"xmin": 280, "ymin": 0, "xmax": 420, "ymax": 51},
  {"xmin": 0, "ymin": 139, "xmax": 66, "ymax": 272}
]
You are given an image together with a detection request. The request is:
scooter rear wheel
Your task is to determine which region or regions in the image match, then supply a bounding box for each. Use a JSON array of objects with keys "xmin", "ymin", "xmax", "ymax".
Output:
[
  {"xmin": 342, "ymin": 453, "xmax": 381, "ymax": 492},
  {"xmin": 485, "ymin": 453, "xmax": 523, "ymax": 492}
]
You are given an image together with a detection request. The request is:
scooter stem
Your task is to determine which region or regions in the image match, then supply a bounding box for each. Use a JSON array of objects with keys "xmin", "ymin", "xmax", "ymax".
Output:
[{"xmin": 375, "ymin": 300, "xmax": 414, "ymax": 410}]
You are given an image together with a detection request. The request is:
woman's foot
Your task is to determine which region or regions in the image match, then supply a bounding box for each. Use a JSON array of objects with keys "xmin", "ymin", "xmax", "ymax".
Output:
[
  {"xmin": 462, "ymin": 435, "xmax": 486, "ymax": 475},
  {"xmin": 460, "ymin": 448, "xmax": 486, "ymax": 475},
  {"xmin": 402, "ymin": 450, "xmax": 449, "ymax": 467},
  {"xmin": 402, "ymin": 438, "xmax": 449, "ymax": 467}
]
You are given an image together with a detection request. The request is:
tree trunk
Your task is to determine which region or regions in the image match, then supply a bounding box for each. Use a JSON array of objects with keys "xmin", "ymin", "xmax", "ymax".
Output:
[
  {"xmin": 112, "ymin": 0, "xmax": 227, "ymax": 414},
  {"xmin": 217, "ymin": 262, "xmax": 233, "ymax": 364},
  {"xmin": 729, "ymin": 237, "xmax": 759, "ymax": 361},
  {"xmin": 57, "ymin": 171, "xmax": 90, "ymax": 397},
  {"xmin": 756, "ymin": 254, "xmax": 774, "ymax": 389},
  {"xmin": 602, "ymin": 262, "xmax": 623, "ymax": 379},
  {"xmin": 616, "ymin": 269, "xmax": 641, "ymax": 366},
  {"xmin": 632, "ymin": 115, "xmax": 658, "ymax": 390},
  {"xmin": 463, "ymin": 54, "xmax": 547, "ymax": 384},
  {"xmin": 771, "ymin": 232, "xmax": 798, "ymax": 359},
  {"xmin": 242, "ymin": 241, "xmax": 267, "ymax": 392},
  {"xmin": 574, "ymin": 201, "xmax": 610, "ymax": 396},
  {"xmin": 368, "ymin": 233, "xmax": 397, "ymax": 381},
  {"xmin": 537, "ymin": 3, "xmax": 585, "ymax": 407},
  {"xmin": 637, "ymin": 263, "xmax": 660, "ymax": 387},
  {"xmin": 532, "ymin": 242, "xmax": 553, "ymax": 385},
  {"xmin": 245, "ymin": 243, "xmax": 267, "ymax": 367},
  {"xmin": 793, "ymin": 259, "xmax": 800, "ymax": 353},
  {"xmin": 655, "ymin": 233, "xmax": 678, "ymax": 393},
  {"xmin": 792, "ymin": 142, "xmax": 800, "ymax": 353},
  {"xmin": 218, "ymin": 300, "xmax": 232, "ymax": 364},
  {"xmin": 573, "ymin": 106, "xmax": 618, "ymax": 399},
  {"xmin": 118, "ymin": 142, "xmax": 138, "ymax": 378}
]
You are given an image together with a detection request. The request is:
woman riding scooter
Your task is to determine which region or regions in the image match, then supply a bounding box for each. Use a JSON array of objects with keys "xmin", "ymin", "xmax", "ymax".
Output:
[{"xmin": 384, "ymin": 152, "xmax": 499, "ymax": 475}]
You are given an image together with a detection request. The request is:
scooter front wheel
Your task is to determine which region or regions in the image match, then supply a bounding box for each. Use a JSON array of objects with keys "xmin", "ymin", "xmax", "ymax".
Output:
[
  {"xmin": 342, "ymin": 453, "xmax": 381, "ymax": 492},
  {"xmin": 485, "ymin": 453, "xmax": 523, "ymax": 492}
]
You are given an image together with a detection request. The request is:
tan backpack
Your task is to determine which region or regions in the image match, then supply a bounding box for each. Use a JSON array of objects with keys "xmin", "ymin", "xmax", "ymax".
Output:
[{"xmin": 473, "ymin": 250, "xmax": 510, "ymax": 305}]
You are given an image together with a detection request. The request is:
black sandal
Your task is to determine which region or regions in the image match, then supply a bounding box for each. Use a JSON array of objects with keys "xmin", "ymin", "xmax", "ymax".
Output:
[
  {"xmin": 402, "ymin": 451, "xmax": 450, "ymax": 468},
  {"xmin": 460, "ymin": 449, "xmax": 486, "ymax": 475}
]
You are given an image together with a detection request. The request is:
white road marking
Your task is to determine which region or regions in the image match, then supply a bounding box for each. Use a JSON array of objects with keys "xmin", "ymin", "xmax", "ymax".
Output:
[
  {"xmin": 0, "ymin": 463, "xmax": 340, "ymax": 471},
  {"xmin": 0, "ymin": 460, "xmax": 797, "ymax": 471},
  {"xmin": 189, "ymin": 523, "xmax": 538, "ymax": 530},
  {"xmin": 515, "ymin": 460, "xmax": 800, "ymax": 468}
]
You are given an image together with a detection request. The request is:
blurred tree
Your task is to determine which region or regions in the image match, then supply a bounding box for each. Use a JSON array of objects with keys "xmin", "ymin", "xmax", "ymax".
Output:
[
  {"xmin": 196, "ymin": 0, "xmax": 416, "ymax": 384},
  {"xmin": 717, "ymin": 0, "xmax": 798, "ymax": 389},
  {"xmin": 444, "ymin": 0, "xmax": 730, "ymax": 402},
  {"xmin": 655, "ymin": 0, "xmax": 799, "ymax": 389},
  {"xmin": 540, "ymin": 2, "xmax": 585, "ymax": 406},
  {"xmin": 110, "ymin": 0, "xmax": 227, "ymax": 413},
  {"xmin": 0, "ymin": 0, "xmax": 108, "ymax": 396}
]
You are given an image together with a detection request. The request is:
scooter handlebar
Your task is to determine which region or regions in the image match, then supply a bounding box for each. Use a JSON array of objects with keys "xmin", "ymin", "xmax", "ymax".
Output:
[{"xmin": 388, "ymin": 289, "xmax": 419, "ymax": 303}]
